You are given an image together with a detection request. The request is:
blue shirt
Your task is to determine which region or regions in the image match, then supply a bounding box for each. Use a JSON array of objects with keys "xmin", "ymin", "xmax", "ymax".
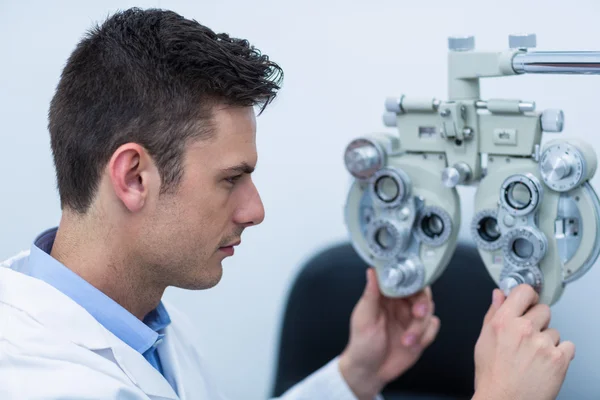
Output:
[{"xmin": 27, "ymin": 228, "xmax": 171, "ymax": 380}]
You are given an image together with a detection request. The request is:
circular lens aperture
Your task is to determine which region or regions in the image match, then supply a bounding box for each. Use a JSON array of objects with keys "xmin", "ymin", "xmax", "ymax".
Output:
[
  {"xmin": 500, "ymin": 174, "xmax": 543, "ymax": 217},
  {"xmin": 479, "ymin": 216, "xmax": 501, "ymax": 242},
  {"xmin": 375, "ymin": 176, "xmax": 400, "ymax": 203},
  {"xmin": 421, "ymin": 214, "xmax": 444, "ymax": 238},
  {"xmin": 375, "ymin": 226, "xmax": 396, "ymax": 249},
  {"xmin": 471, "ymin": 209, "xmax": 503, "ymax": 251},
  {"xmin": 503, "ymin": 227, "xmax": 548, "ymax": 267},
  {"xmin": 512, "ymin": 238, "xmax": 534, "ymax": 259},
  {"xmin": 416, "ymin": 206, "xmax": 452, "ymax": 247},
  {"xmin": 369, "ymin": 167, "xmax": 411, "ymax": 209},
  {"xmin": 506, "ymin": 182, "xmax": 532, "ymax": 210}
]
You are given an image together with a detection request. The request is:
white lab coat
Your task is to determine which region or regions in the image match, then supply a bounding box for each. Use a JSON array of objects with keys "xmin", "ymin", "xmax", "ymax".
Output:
[{"xmin": 0, "ymin": 250, "xmax": 364, "ymax": 400}]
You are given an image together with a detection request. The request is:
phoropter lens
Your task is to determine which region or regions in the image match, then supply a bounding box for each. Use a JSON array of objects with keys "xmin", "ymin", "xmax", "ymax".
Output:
[
  {"xmin": 375, "ymin": 176, "xmax": 400, "ymax": 202},
  {"xmin": 421, "ymin": 214, "xmax": 444, "ymax": 238},
  {"xmin": 478, "ymin": 216, "xmax": 501, "ymax": 242},
  {"xmin": 512, "ymin": 238, "xmax": 534, "ymax": 259},
  {"xmin": 506, "ymin": 182, "xmax": 532, "ymax": 210},
  {"xmin": 375, "ymin": 226, "xmax": 396, "ymax": 249}
]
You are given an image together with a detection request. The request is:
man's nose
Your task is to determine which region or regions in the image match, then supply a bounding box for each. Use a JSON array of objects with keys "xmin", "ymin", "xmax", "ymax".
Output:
[{"xmin": 234, "ymin": 179, "xmax": 265, "ymax": 227}]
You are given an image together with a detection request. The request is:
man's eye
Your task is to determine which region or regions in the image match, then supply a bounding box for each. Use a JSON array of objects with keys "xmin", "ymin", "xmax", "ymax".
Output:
[{"xmin": 225, "ymin": 175, "xmax": 243, "ymax": 184}]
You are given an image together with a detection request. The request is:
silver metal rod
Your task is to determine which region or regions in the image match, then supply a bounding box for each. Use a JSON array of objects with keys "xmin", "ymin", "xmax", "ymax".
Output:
[
  {"xmin": 513, "ymin": 51, "xmax": 600, "ymax": 74},
  {"xmin": 475, "ymin": 100, "xmax": 535, "ymax": 113}
]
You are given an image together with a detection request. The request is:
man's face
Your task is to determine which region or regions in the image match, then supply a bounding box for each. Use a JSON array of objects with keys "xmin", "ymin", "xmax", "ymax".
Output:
[{"xmin": 142, "ymin": 105, "xmax": 264, "ymax": 289}]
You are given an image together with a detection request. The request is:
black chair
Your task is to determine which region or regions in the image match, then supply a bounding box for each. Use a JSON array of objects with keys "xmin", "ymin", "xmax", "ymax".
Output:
[{"xmin": 271, "ymin": 241, "xmax": 498, "ymax": 399}]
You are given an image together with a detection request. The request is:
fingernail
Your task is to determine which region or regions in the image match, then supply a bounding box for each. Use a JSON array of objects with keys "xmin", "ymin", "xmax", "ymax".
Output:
[
  {"xmin": 415, "ymin": 304, "xmax": 428, "ymax": 317},
  {"xmin": 403, "ymin": 334, "xmax": 416, "ymax": 346}
]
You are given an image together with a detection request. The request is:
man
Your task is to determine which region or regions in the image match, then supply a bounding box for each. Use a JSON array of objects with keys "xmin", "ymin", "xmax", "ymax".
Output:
[{"xmin": 0, "ymin": 7, "xmax": 574, "ymax": 400}]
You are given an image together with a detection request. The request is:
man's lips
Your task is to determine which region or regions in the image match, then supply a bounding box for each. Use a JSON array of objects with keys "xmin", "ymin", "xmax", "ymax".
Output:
[
  {"xmin": 221, "ymin": 241, "xmax": 241, "ymax": 248},
  {"xmin": 219, "ymin": 241, "xmax": 241, "ymax": 256}
]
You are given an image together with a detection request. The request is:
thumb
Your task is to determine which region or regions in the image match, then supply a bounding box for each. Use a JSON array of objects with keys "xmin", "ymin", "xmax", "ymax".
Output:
[
  {"xmin": 358, "ymin": 267, "xmax": 382, "ymax": 315},
  {"xmin": 483, "ymin": 288, "xmax": 505, "ymax": 325}
]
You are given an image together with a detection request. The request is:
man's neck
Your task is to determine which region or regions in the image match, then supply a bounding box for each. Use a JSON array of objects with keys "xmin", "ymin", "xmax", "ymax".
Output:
[{"xmin": 50, "ymin": 213, "xmax": 165, "ymax": 320}]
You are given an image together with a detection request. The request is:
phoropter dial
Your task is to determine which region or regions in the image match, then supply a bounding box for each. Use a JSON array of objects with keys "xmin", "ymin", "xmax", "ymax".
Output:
[{"xmin": 539, "ymin": 142, "xmax": 586, "ymax": 192}]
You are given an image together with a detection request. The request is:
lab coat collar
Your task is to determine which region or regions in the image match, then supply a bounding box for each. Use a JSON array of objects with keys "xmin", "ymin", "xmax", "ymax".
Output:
[
  {"xmin": 0, "ymin": 259, "xmax": 179, "ymax": 400},
  {"xmin": 157, "ymin": 321, "xmax": 187, "ymax": 399},
  {"xmin": 105, "ymin": 328, "xmax": 180, "ymax": 399}
]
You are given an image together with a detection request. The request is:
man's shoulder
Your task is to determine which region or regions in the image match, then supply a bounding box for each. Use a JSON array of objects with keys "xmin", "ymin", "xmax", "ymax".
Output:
[
  {"xmin": 0, "ymin": 337, "xmax": 147, "ymax": 399},
  {"xmin": 0, "ymin": 308, "xmax": 146, "ymax": 398},
  {"xmin": 0, "ymin": 301, "xmax": 101, "ymax": 364},
  {"xmin": 0, "ymin": 249, "xmax": 31, "ymax": 271},
  {"xmin": 0, "ymin": 268, "xmax": 125, "ymax": 380}
]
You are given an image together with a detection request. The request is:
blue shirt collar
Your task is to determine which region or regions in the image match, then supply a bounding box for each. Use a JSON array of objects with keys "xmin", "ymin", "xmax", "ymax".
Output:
[{"xmin": 28, "ymin": 227, "xmax": 171, "ymax": 355}]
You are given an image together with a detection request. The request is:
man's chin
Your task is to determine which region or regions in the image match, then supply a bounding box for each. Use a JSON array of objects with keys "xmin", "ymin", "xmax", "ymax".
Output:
[
  {"xmin": 176, "ymin": 263, "xmax": 223, "ymax": 290},
  {"xmin": 203, "ymin": 269, "xmax": 223, "ymax": 289},
  {"xmin": 196, "ymin": 263, "xmax": 223, "ymax": 290}
]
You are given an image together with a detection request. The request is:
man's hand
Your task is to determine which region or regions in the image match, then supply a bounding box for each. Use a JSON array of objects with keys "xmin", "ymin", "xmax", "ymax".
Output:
[
  {"xmin": 473, "ymin": 285, "xmax": 575, "ymax": 400},
  {"xmin": 339, "ymin": 267, "xmax": 440, "ymax": 400}
]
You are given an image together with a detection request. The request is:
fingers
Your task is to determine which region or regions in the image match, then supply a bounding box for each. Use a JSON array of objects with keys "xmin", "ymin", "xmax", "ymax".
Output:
[
  {"xmin": 497, "ymin": 284, "xmax": 539, "ymax": 319},
  {"xmin": 377, "ymin": 287, "xmax": 433, "ymax": 346},
  {"xmin": 419, "ymin": 316, "xmax": 441, "ymax": 348},
  {"xmin": 522, "ymin": 303, "xmax": 552, "ymax": 331},
  {"xmin": 483, "ymin": 289, "xmax": 506, "ymax": 325},
  {"xmin": 407, "ymin": 287, "xmax": 433, "ymax": 318},
  {"xmin": 358, "ymin": 268, "xmax": 382, "ymax": 317},
  {"xmin": 363, "ymin": 267, "xmax": 380, "ymax": 297},
  {"xmin": 543, "ymin": 328, "xmax": 561, "ymax": 346},
  {"xmin": 401, "ymin": 306, "xmax": 434, "ymax": 346},
  {"xmin": 558, "ymin": 341, "xmax": 576, "ymax": 361}
]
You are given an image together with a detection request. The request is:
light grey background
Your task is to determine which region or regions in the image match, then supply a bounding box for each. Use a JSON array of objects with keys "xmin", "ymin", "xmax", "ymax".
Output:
[{"xmin": 1, "ymin": 0, "xmax": 599, "ymax": 398}]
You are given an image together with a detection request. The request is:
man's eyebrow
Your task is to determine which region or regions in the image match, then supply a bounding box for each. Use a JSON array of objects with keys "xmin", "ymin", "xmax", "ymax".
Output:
[{"xmin": 220, "ymin": 162, "xmax": 255, "ymax": 174}]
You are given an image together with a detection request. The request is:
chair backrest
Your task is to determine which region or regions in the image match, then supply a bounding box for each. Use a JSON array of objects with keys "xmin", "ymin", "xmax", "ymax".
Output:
[{"xmin": 271, "ymin": 241, "xmax": 497, "ymax": 399}]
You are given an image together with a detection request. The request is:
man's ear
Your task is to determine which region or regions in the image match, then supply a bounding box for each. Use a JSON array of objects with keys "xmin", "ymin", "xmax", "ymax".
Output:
[{"xmin": 108, "ymin": 143, "xmax": 155, "ymax": 212}]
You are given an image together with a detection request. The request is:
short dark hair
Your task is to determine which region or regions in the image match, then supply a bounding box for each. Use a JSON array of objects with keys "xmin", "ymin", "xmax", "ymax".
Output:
[{"xmin": 48, "ymin": 7, "xmax": 283, "ymax": 213}]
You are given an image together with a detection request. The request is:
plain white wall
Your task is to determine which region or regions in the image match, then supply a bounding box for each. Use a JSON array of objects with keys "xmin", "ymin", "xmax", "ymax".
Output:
[{"xmin": 2, "ymin": 0, "xmax": 600, "ymax": 398}]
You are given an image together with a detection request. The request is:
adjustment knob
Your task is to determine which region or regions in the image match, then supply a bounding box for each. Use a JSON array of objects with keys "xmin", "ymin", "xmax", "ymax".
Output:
[
  {"xmin": 385, "ymin": 97, "xmax": 403, "ymax": 113},
  {"xmin": 345, "ymin": 146, "xmax": 380, "ymax": 177},
  {"xmin": 379, "ymin": 256, "xmax": 426, "ymax": 297},
  {"xmin": 499, "ymin": 274, "xmax": 521, "ymax": 296},
  {"xmin": 381, "ymin": 261, "xmax": 416, "ymax": 288},
  {"xmin": 539, "ymin": 140, "xmax": 588, "ymax": 192},
  {"xmin": 382, "ymin": 112, "xmax": 398, "ymax": 127},
  {"xmin": 441, "ymin": 162, "xmax": 471, "ymax": 187},
  {"xmin": 500, "ymin": 269, "xmax": 542, "ymax": 297},
  {"xmin": 509, "ymin": 33, "xmax": 537, "ymax": 49},
  {"xmin": 541, "ymin": 109, "xmax": 564, "ymax": 132},
  {"xmin": 448, "ymin": 36, "xmax": 475, "ymax": 52},
  {"xmin": 541, "ymin": 152, "xmax": 573, "ymax": 182},
  {"xmin": 344, "ymin": 138, "xmax": 384, "ymax": 179}
]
